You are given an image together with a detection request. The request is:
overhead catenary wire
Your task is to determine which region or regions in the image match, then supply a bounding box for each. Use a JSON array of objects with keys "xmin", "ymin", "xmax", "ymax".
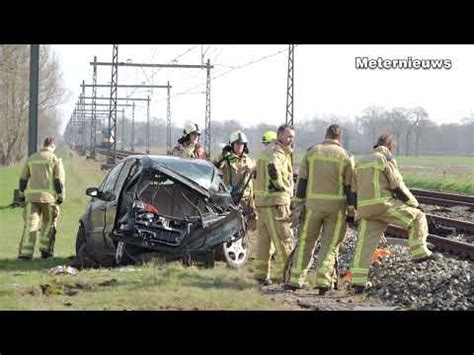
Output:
[
  {"xmin": 138, "ymin": 45, "xmax": 199, "ymax": 87},
  {"xmin": 154, "ymin": 46, "xmax": 290, "ymax": 104}
]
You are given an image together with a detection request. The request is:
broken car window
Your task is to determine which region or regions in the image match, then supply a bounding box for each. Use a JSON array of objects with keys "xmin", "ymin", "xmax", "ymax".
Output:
[{"xmin": 152, "ymin": 158, "xmax": 215, "ymax": 190}]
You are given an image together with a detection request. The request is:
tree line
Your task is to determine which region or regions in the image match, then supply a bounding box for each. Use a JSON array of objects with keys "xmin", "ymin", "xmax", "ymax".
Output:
[{"xmin": 119, "ymin": 108, "xmax": 473, "ymax": 157}]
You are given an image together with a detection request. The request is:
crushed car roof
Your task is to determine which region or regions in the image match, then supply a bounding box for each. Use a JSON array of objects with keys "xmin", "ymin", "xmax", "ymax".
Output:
[{"xmin": 124, "ymin": 155, "xmax": 217, "ymax": 195}]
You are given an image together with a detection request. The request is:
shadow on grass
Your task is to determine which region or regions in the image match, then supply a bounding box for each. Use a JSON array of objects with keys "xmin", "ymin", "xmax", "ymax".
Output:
[{"xmin": 0, "ymin": 256, "xmax": 74, "ymax": 272}]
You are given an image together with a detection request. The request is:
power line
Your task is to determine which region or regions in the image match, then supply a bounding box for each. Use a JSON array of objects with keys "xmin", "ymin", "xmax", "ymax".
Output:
[
  {"xmin": 139, "ymin": 45, "xmax": 199, "ymax": 87},
  {"xmin": 157, "ymin": 46, "xmax": 289, "ymax": 102}
]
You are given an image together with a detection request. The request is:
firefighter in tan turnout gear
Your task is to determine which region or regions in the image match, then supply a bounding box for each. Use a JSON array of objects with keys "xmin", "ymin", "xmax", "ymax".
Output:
[
  {"xmin": 284, "ymin": 124, "xmax": 355, "ymax": 294},
  {"xmin": 349, "ymin": 133, "xmax": 435, "ymax": 293},
  {"xmin": 18, "ymin": 137, "xmax": 65, "ymax": 260},
  {"xmin": 214, "ymin": 131, "xmax": 256, "ymax": 226},
  {"xmin": 254, "ymin": 124, "xmax": 295, "ymax": 286},
  {"xmin": 171, "ymin": 122, "xmax": 201, "ymax": 159}
]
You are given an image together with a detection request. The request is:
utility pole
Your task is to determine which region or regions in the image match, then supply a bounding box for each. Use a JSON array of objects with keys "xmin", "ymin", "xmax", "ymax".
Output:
[
  {"xmin": 121, "ymin": 108, "xmax": 125, "ymax": 150},
  {"xmin": 166, "ymin": 81, "xmax": 172, "ymax": 154},
  {"xmin": 131, "ymin": 102, "xmax": 135, "ymax": 152},
  {"xmin": 70, "ymin": 107, "xmax": 77, "ymax": 146},
  {"xmin": 90, "ymin": 56, "xmax": 98, "ymax": 158},
  {"xmin": 69, "ymin": 96, "xmax": 149, "ymax": 156},
  {"xmin": 28, "ymin": 45, "xmax": 40, "ymax": 156},
  {"xmin": 146, "ymin": 96, "xmax": 150, "ymax": 154},
  {"xmin": 81, "ymin": 80, "xmax": 87, "ymax": 152},
  {"xmin": 285, "ymin": 44, "xmax": 295, "ymax": 126},
  {"xmin": 91, "ymin": 60, "xmax": 212, "ymax": 156},
  {"xmin": 82, "ymin": 82, "xmax": 170, "ymax": 156},
  {"xmin": 108, "ymin": 44, "xmax": 119, "ymax": 165},
  {"xmin": 204, "ymin": 58, "xmax": 212, "ymax": 158}
]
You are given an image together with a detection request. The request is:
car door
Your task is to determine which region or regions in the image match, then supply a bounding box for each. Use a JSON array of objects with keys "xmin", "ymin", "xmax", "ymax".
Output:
[
  {"xmin": 103, "ymin": 158, "xmax": 137, "ymax": 246},
  {"xmin": 88, "ymin": 161, "xmax": 125, "ymax": 255}
]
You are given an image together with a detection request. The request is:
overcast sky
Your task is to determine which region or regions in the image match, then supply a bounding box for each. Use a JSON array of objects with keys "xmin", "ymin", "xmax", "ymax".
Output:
[{"xmin": 52, "ymin": 44, "xmax": 474, "ymax": 133}]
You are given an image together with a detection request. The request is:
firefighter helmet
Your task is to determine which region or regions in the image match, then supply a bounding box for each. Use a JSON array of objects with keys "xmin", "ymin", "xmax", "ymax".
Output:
[
  {"xmin": 262, "ymin": 130, "xmax": 277, "ymax": 144},
  {"xmin": 183, "ymin": 122, "xmax": 201, "ymax": 136},
  {"xmin": 229, "ymin": 131, "xmax": 248, "ymax": 145}
]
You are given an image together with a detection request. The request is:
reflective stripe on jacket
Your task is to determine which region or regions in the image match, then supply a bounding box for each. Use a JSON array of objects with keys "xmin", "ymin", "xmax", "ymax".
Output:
[
  {"xmin": 171, "ymin": 143, "xmax": 197, "ymax": 159},
  {"xmin": 297, "ymin": 139, "xmax": 354, "ymax": 211},
  {"xmin": 216, "ymin": 152, "xmax": 255, "ymax": 198},
  {"xmin": 354, "ymin": 145, "xmax": 417, "ymax": 218},
  {"xmin": 20, "ymin": 147, "xmax": 65, "ymax": 203},
  {"xmin": 255, "ymin": 141, "xmax": 293, "ymax": 207}
]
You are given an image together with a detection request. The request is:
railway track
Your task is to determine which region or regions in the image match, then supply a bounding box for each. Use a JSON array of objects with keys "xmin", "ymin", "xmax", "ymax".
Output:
[
  {"xmin": 411, "ymin": 188, "xmax": 474, "ymax": 210},
  {"xmin": 386, "ymin": 213, "xmax": 474, "ymax": 260},
  {"xmin": 426, "ymin": 214, "xmax": 474, "ymax": 235},
  {"xmin": 385, "ymin": 225, "xmax": 474, "ymax": 260}
]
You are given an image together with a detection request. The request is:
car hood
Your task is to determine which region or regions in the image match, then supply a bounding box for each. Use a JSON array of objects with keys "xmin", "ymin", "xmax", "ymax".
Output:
[{"xmin": 148, "ymin": 161, "xmax": 211, "ymax": 199}]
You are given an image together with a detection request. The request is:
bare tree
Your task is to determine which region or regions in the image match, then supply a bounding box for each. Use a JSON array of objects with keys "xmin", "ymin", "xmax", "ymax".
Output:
[
  {"xmin": 0, "ymin": 46, "xmax": 29, "ymax": 165},
  {"xmin": 358, "ymin": 106, "xmax": 386, "ymax": 144},
  {"xmin": 386, "ymin": 107, "xmax": 410, "ymax": 155},
  {"xmin": 0, "ymin": 45, "xmax": 67, "ymax": 165},
  {"xmin": 409, "ymin": 107, "xmax": 429, "ymax": 156}
]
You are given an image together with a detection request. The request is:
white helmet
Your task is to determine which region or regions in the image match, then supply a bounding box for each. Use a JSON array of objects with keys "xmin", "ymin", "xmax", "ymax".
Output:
[
  {"xmin": 229, "ymin": 131, "xmax": 248, "ymax": 145},
  {"xmin": 183, "ymin": 122, "xmax": 200, "ymax": 136}
]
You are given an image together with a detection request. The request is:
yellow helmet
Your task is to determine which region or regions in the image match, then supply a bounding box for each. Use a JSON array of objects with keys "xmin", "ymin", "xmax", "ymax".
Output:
[{"xmin": 262, "ymin": 130, "xmax": 277, "ymax": 144}]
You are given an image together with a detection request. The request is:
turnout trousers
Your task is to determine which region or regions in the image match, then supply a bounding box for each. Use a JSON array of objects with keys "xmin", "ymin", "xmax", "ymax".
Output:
[
  {"xmin": 19, "ymin": 202, "xmax": 60, "ymax": 258},
  {"xmin": 350, "ymin": 204, "xmax": 431, "ymax": 286},
  {"xmin": 287, "ymin": 207, "xmax": 346, "ymax": 288},
  {"xmin": 255, "ymin": 205, "xmax": 293, "ymax": 281}
]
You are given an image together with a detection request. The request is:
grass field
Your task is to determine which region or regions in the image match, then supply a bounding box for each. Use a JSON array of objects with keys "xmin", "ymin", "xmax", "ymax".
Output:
[
  {"xmin": 396, "ymin": 156, "xmax": 473, "ymax": 194},
  {"xmin": 0, "ymin": 147, "xmax": 286, "ymax": 310},
  {"xmin": 294, "ymin": 154, "xmax": 473, "ymax": 194}
]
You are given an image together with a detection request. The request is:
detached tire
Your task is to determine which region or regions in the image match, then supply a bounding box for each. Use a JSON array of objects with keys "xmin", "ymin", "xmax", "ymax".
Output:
[{"xmin": 219, "ymin": 234, "xmax": 250, "ymax": 269}]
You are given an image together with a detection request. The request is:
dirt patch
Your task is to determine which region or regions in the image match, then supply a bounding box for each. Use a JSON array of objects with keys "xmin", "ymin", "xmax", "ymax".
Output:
[{"xmin": 23, "ymin": 278, "xmax": 120, "ymax": 297}]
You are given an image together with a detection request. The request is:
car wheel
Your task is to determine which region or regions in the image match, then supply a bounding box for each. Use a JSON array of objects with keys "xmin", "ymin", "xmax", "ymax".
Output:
[
  {"xmin": 119, "ymin": 243, "xmax": 148, "ymax": 265},
  {"xmin": 115, "ymin": 241, "xmax": 126, "ymax": 265},
  {"xmin": 75, "ymin": 224, "xmax": 87, "ymax": 256},
  {"xmin": 221, "ymin": 235, "xmax": 250, "ymax": 268},
  {"xmin": 72, "ymin": 223, "xmax": 96, "ymax": 268}
]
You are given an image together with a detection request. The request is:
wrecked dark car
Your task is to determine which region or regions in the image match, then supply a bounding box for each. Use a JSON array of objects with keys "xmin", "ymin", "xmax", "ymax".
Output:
[{"xmin": 73, "ymin": 155, "xmax": 248, "ymax": 268}]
